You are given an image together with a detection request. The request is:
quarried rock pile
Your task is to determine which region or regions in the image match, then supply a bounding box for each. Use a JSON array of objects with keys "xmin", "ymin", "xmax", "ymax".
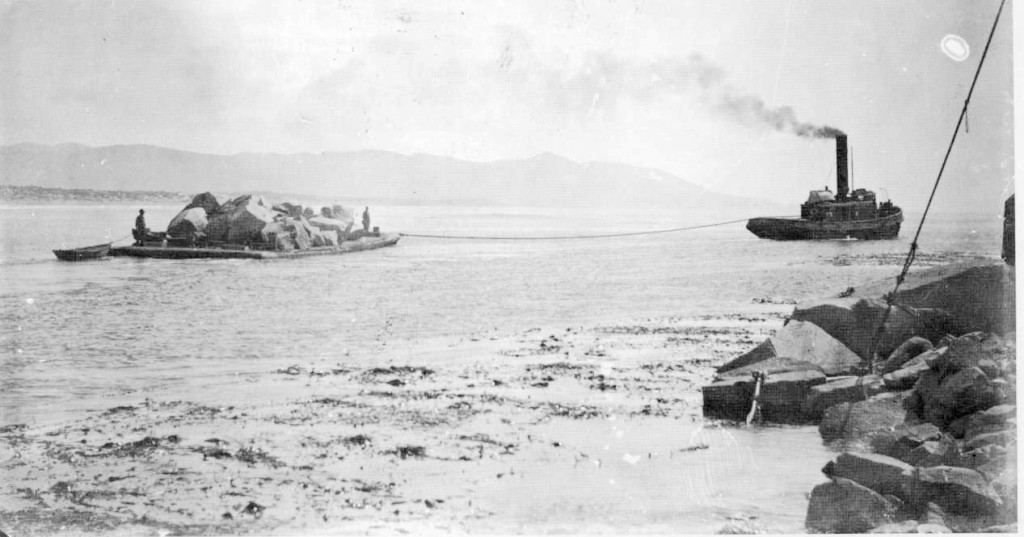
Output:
[
  {"xmin": 700, "ymin": 260, "xmax": 1016, "ymax": 533},
  {"xmin": 164, "ymin": 192, "xmax": 357, "ymax": 251}
]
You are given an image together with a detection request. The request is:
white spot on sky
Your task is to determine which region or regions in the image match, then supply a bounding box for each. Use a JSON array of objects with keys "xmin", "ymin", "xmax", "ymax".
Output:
[
  {"xmin": 940, "ymin": 34, "xmax": 969, "ymax": 62},
  {"xmin": 25, "ymin": 298, "xmax": 34, "ymax": 305}
]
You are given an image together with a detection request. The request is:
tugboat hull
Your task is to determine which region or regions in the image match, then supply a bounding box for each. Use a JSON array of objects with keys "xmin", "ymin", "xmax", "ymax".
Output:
[{"xmin": 747, "ymin": 211, "xmax": 903, "ymax": 241}]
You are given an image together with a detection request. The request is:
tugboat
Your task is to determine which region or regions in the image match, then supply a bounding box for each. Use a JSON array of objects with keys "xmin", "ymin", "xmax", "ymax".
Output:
[{"xmin": 746, "ymin": 134, "xmax": 902, "ymax": 240}]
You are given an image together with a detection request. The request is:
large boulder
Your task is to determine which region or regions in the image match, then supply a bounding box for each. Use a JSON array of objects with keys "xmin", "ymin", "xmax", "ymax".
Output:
[
  {"xmin": 882, "ymin": 358, "xmax": 932, "ymax": 391},
  {"xmin": 925, "ymin": 333, "xmax": 1010, "ymax": 378},
  {"xmin": 790, "ymin": 297, "xmax": 953, "ymax": 361},
  {"xmin": 702, "ymin": 370, "xmax": 826, "ymax": 423},
  {"xmin": 897, "ymin": 264, "xmax": 1015, "ymax": 336},
  {"xmin": 167, "ymin": 207, "xmax": 208, "ymax": 237},
  {"xmin": 714, "ymin": 357, "xmax": 824, "ymax": 379},
  {"xmin": 802, "ymin": 375, "xmax": 885, "ymax": 420},
  {"xmin": 308, "ymin": 216, "xmax": 351, "ymax": 244},
  {"xmin": 870, "ymin": 422, "xmax": 943, "ymax": 462},
  {"xmin": 261, "ymin": 217, "xmax": 312, "ymax": 250},
  {"xmin": 716, "ymin": 320, "xmax": 864, "ymax": 377},
  {"xmin": 959, "ymin": 405, "xmax": 1016, "ymax": 440},
  {"xmin": 332, "ymin": 204, "xmax": 355, "ymax": 226},
  {"xmin": 822, "ymin": 452, "xmax": 916, "ymax": 498},
  {"xmin": 905, "ymin": 466, "xmax": 1003, "ymax": 516},
  {"xmin": 298, "ymin": 217, "xmax": 335, "ymax": 247},
  {"xmin": 806, "ymin": 477, "xmax": 898, "ymax": 533},
  {"xmin": 906, "ymin": 365, "xmax": 1007, "ymax": 430},
  {"xmin": 220, "ymin": 195, "xmax": 277, "ymax": 245},
  {"xmin": 183, "ymin": 192, "xmax": 222, "ymax": 215},
  {"xmin": 877, "ymin": 337, "xmax": 934, "ymax": 374},
  {"xmin": 273, "ymin": 202, "xmax": 303, "ymax": 218},
  {"xmin": 819, "ymin": 392, "xmax": 908, "ymax": 444}
]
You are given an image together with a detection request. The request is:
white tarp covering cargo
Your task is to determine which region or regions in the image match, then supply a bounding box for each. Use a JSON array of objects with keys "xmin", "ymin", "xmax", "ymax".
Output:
[
  {"xmin": 309, "ymin": 216, "xmax": 352, "ymax": 243},
  {"xmin": 167, "ymin": 207, "xmax": 208, "ymax": 236},
  {"xmin": 184, "ymin": 192, "xmax": 222, "ymax": 215}
]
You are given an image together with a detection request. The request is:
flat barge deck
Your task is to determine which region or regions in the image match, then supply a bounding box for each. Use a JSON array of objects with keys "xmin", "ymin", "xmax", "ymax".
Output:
[{"xmin": 110, "ymin": 234, "xmax": 399, "ymax": 260}]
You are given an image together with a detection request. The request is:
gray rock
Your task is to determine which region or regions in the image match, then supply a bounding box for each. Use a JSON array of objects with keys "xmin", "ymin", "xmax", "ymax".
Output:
[
  {"xmin": 926, "ymin": 333, "xmax": 1006, "ymax": 376},
  {"xmin": 884, "ymin": 264, "xmax": 1016, "ymax": 337},
  {"xmin": 790, "ymin": 297, "xmax": 951, "ymax": 361},
  {"xmin": 703, "ymin": 370, "xmax": 827, "ymax": 424},
  {"xmin": 905, "ymin": 438, "xmax": 961, "ymax": 468},
  {"xmin": 961, "ymin": 444, "xmax": 1009, "ymax": 476},
  {"xmin": 962, "ymin": 405, "xmax": 1016, "ymax": 439},
  {"xmin": 868, "ymin": 520, "xmax": 918, "ymax": 533},
  {"xmin": 806, "ymin": 477, "xmax": 897, "ymax": 533},
  {"xmin": 965, "ymin": 430, "xmax": 1015, "ymax": 451},
  {"xmin": 979, "ymin": 523, "xmax": 1018, "ymax": 533},
  {"xmin": 822, "ymin": 452, "xmax": 915, "ymax": 498},
  {"xmin": 871, "ymin": 422, "xmax": 943, "ymax": 462},
  {"xmin": 819, "ymin": 392, "xmax": 908, "ymax": 444},
  {"xmin": 883, "ymin": 359, "xmax": 932, "ymax": 391},
  {"xmin": 802, "ymin": 375, "xmax": 885, "ymax": 420},
  {"xmin": 716, "ymin": 320, "xmax": 864, "ymax": 376},
  {"xmin": 916, "ymin": 523, "xmax": 952, "ymax": 533},
  {"xmin": 878, "ymin": 337, "xmax": 934, "ymax": 375},
  {"xmin": 715, "ymin": 356, "xmax": 824, "ymax": 379},
  {"xmin": 907, "ymin": 466, "xmax": 1002, "ymax": 516},
  {"xmin": 168, "ymin": 207, "xmax": 209, "ymax": 237},
  {"xmin": 183, "ymin": 191, "xmax": 222, "ymax": 215}
]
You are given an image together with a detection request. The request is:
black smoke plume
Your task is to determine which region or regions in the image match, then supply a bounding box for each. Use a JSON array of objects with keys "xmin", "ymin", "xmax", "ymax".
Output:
[{"xmin": 652, "ymin": 54, "xmax": 844, "ymax": 139}]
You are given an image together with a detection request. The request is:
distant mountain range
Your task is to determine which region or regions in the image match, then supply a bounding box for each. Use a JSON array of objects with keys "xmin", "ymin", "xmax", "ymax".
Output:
[{"xmin": 0, "ymin": 143, "xmax": 783, "ymax": 214}]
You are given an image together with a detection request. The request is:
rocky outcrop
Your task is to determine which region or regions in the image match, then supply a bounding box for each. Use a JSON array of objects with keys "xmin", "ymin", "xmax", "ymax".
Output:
[
  {"xmin": 702, "ymin": 370, "xmax": 826, "ymax": 423},
  {"xmin": 183, "ymin": 191, "xmax": 222, "ymax": 215},
  {"xmin": 790, "ymin": 298, "xmax": 953, "ymax": 360},
  {"xmin": 806, "ymin": 478, "xmax": 898, "ymax": 533},
  {"xmin": 167, "ymin": 207, "xmax": 208, "ymax": 237},
  {"xmin": 160, "ymin": 194, "xmax": 363, "ymax": 251},
  {"xmin": 802, "ymin": 375, "xmax": 885, "ymax": 420},
  {"xmin": 716, "ymin": 320, "xmax": 864, "ymax": 376},
  {"xmin": 697, "ymin": 259, "xmax": 1016, "ymax": 533},
  {"xmin": 818, "ymin": 392, "xmax": 909, "ymax": 444},
  {"xmin": 877, "ymin": 337, "xmax": 933, "ymax": 374},
  {"xmin": 309, "ymin": 216, "xmax": 353, "ymax": 243},
  {"xmin": 808, "ymin": 332, "xmax": 1016, "ymax": 532}
]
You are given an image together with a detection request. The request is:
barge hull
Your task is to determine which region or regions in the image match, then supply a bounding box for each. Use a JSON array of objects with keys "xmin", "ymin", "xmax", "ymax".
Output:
[
  {"xmin": 110, "ymin": 234, "xmax": 399, "ymax": 260},
  {"xmin": 746, "ymin": 213, "xmax": 903, "ymax": 241}
]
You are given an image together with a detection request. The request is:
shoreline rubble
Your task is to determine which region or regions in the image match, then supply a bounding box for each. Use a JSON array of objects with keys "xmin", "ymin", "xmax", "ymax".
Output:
[{"xmin": 701, "ymin": 258, "xmax": 1016, "ymax": 533}]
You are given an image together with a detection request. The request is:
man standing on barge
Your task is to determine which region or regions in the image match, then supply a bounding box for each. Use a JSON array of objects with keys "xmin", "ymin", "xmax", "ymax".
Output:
[{"xmin": 135, "ymin": 209, "xmax": 147, "ymax": 245}]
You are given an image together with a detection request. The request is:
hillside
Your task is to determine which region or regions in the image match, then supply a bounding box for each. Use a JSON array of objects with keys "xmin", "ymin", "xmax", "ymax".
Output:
[{"xmin": 0, "ymin": 143, "xmax": 784, "ymax": 214}]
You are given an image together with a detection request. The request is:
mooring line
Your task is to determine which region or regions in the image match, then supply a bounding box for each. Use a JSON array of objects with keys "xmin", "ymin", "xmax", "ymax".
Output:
[{"xmin": 398, "ymin": 216, "xmax": 790, "ymax": 241}]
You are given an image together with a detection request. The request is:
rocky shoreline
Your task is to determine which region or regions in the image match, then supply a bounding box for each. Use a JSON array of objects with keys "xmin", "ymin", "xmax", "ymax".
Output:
[
  {"xmin": 0, "ymin": 185, "xmax": 189, "ymax": 204},
  {"xmin": 703, "ymin": 259, "xmax": 1016, "ymax": 533}
]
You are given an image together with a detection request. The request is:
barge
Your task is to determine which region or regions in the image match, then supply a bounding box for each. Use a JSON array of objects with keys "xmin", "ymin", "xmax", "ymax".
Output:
[{"xmin": 109, "ymin": 233, "xmax": 400, "ymax": 260}]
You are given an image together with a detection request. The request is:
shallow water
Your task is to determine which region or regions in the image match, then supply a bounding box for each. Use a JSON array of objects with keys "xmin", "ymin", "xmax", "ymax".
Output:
[{"xmin": 0, "ymin": 203, "xmax": 1003, "ymax": 532}]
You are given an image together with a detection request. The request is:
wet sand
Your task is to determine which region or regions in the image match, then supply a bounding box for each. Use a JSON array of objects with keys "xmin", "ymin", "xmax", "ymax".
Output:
[{"xmin": 0, "ymin": 305, "xmax": 815, "ymax": 535}]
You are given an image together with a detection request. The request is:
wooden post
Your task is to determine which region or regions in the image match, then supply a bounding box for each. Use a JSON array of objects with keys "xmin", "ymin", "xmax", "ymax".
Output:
[{"xmin": 746, "ymin": 371, "xmax": 767, "ymax": 426}]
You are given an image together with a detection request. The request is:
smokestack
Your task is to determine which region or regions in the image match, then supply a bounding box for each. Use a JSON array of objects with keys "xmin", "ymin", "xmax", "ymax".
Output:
[{"xmin": 835, "ymin": 134, "xmax": 849, "ymax": 200}]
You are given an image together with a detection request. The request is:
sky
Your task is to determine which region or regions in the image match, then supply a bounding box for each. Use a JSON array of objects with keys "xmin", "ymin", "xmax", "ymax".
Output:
[{"xmin": 0, "ymin": 0, "xmax": 1015, "ymax": 211}]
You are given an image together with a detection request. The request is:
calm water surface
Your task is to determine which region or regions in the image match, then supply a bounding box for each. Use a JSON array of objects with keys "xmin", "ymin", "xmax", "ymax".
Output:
[{"xmin": 0, "ymin": 203, "xmax": 1003, "ymax": 532}]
